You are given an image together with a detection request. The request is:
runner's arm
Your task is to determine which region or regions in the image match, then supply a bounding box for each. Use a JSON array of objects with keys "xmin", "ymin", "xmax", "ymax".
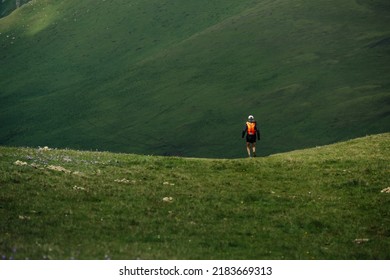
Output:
[{"xmin": 242, "ymin": 125, "xmax": 247, "ymax": 138}]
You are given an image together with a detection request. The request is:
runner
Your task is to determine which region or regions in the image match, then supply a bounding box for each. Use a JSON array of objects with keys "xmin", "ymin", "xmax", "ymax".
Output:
[{"xmin": 242, "ymin": 115, "xmax": 261, "ymax": 158}]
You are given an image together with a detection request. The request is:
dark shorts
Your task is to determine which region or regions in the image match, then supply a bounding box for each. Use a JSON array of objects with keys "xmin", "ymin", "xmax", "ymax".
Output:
[{"xmin": 246, "ymin": 134, "xmax": 256, "ymax": 143}]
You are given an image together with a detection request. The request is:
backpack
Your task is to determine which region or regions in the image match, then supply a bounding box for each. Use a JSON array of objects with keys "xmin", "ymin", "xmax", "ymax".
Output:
[{"xmin": 246, "ymin": 121, "xmax": 256, "ymax": 135}]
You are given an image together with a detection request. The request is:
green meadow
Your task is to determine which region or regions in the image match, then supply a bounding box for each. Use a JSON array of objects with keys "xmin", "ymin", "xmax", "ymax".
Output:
[
  {"xmin": 1, "ymin": 133, "xmax": 389, "ymax": 259},
  {"xmin": 1, "ymin": 0, "xmax": 389, "ymax": 260},
  {"xmin": 1, "ymin": 0, "xmax": 389, "ymax": 158}
]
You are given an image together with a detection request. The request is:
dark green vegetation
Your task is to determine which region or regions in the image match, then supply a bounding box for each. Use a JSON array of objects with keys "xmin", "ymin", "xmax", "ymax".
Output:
[
  {"xmin": 1, "ymin": 0, "xmax": 390, "ymax": 158},
  {"xmin": 0, "ymin": 0, "xmax": 30, "ymax": 18},
  {"xmin": 0, "ymin": 133, "xmax": 389, "ymax": 259}
]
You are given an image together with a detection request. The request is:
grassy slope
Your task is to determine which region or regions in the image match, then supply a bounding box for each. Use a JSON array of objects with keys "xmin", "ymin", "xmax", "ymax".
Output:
[
  {"xmin": 0, "ymin": 133, "xmax": 389, "ymax": 260},
  {"xmin": 0, "ymin": 0, "xmax": 390, "ymax": 158}
]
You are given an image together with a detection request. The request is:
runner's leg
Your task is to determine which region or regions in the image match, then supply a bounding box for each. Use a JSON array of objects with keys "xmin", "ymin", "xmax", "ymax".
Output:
[{"xmin": 246, "ymin": 142, "xmax": 251, "ymax": 157}]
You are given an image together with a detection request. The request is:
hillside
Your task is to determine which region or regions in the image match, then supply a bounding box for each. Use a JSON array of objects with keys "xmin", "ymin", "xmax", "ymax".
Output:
[
  {"xmin": 0, "ymin": 133, "xmax": 389, "ymax": 259},
  {"xmin": 0, "ymin": 0, "xmax": 389, "ymax": 158}
]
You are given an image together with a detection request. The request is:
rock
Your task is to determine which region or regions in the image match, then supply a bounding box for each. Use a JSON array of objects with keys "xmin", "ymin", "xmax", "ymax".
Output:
[
  {"xmin": 354, "ymin": 238, "xmax": 369, "ymax": 244},
  {"xmin": 380, "ymin": 187, "xmax": 390, "ymax": 193},
  {"xmin": 18, "ymin": 215, "xmax": 31, "ymax": 220},
  {"xmin": 162, "ymin": 197, "xmax": 174, "ymax": 203},
  {"xmin": 47, "ymin": 165, "xmax": 71, "ymax": 173},
  {"xmin": 73, "ymin": 185, "xmax": 86, "ymax": 191},
  {"xmin": 114, "ymin": 178, "xmax": 136, "ymax": 184}
]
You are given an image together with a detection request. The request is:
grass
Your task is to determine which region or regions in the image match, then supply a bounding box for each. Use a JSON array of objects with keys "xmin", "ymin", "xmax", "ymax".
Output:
[
  {"xmin": 0, "ymin": 133, "xmax": 389, "ymax": 259},
  {"xmin": 0, "ymin": 0, "xmax": 389, "ymax": 158}
]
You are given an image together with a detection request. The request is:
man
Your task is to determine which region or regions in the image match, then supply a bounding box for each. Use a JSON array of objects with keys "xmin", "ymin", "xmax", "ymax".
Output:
[{"xmin": 242, "ymin": 115, "xmax": 260, "ymax": 158}]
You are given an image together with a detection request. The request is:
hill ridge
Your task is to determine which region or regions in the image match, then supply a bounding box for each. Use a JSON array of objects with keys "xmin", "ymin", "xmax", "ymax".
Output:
[
  {"xmin": 2, "ymin": 132, "xmax": 389, "ymax": 160},
  {"xmin": 134, "ymin": 1, "xmax": 268, "ymax": 66}
]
